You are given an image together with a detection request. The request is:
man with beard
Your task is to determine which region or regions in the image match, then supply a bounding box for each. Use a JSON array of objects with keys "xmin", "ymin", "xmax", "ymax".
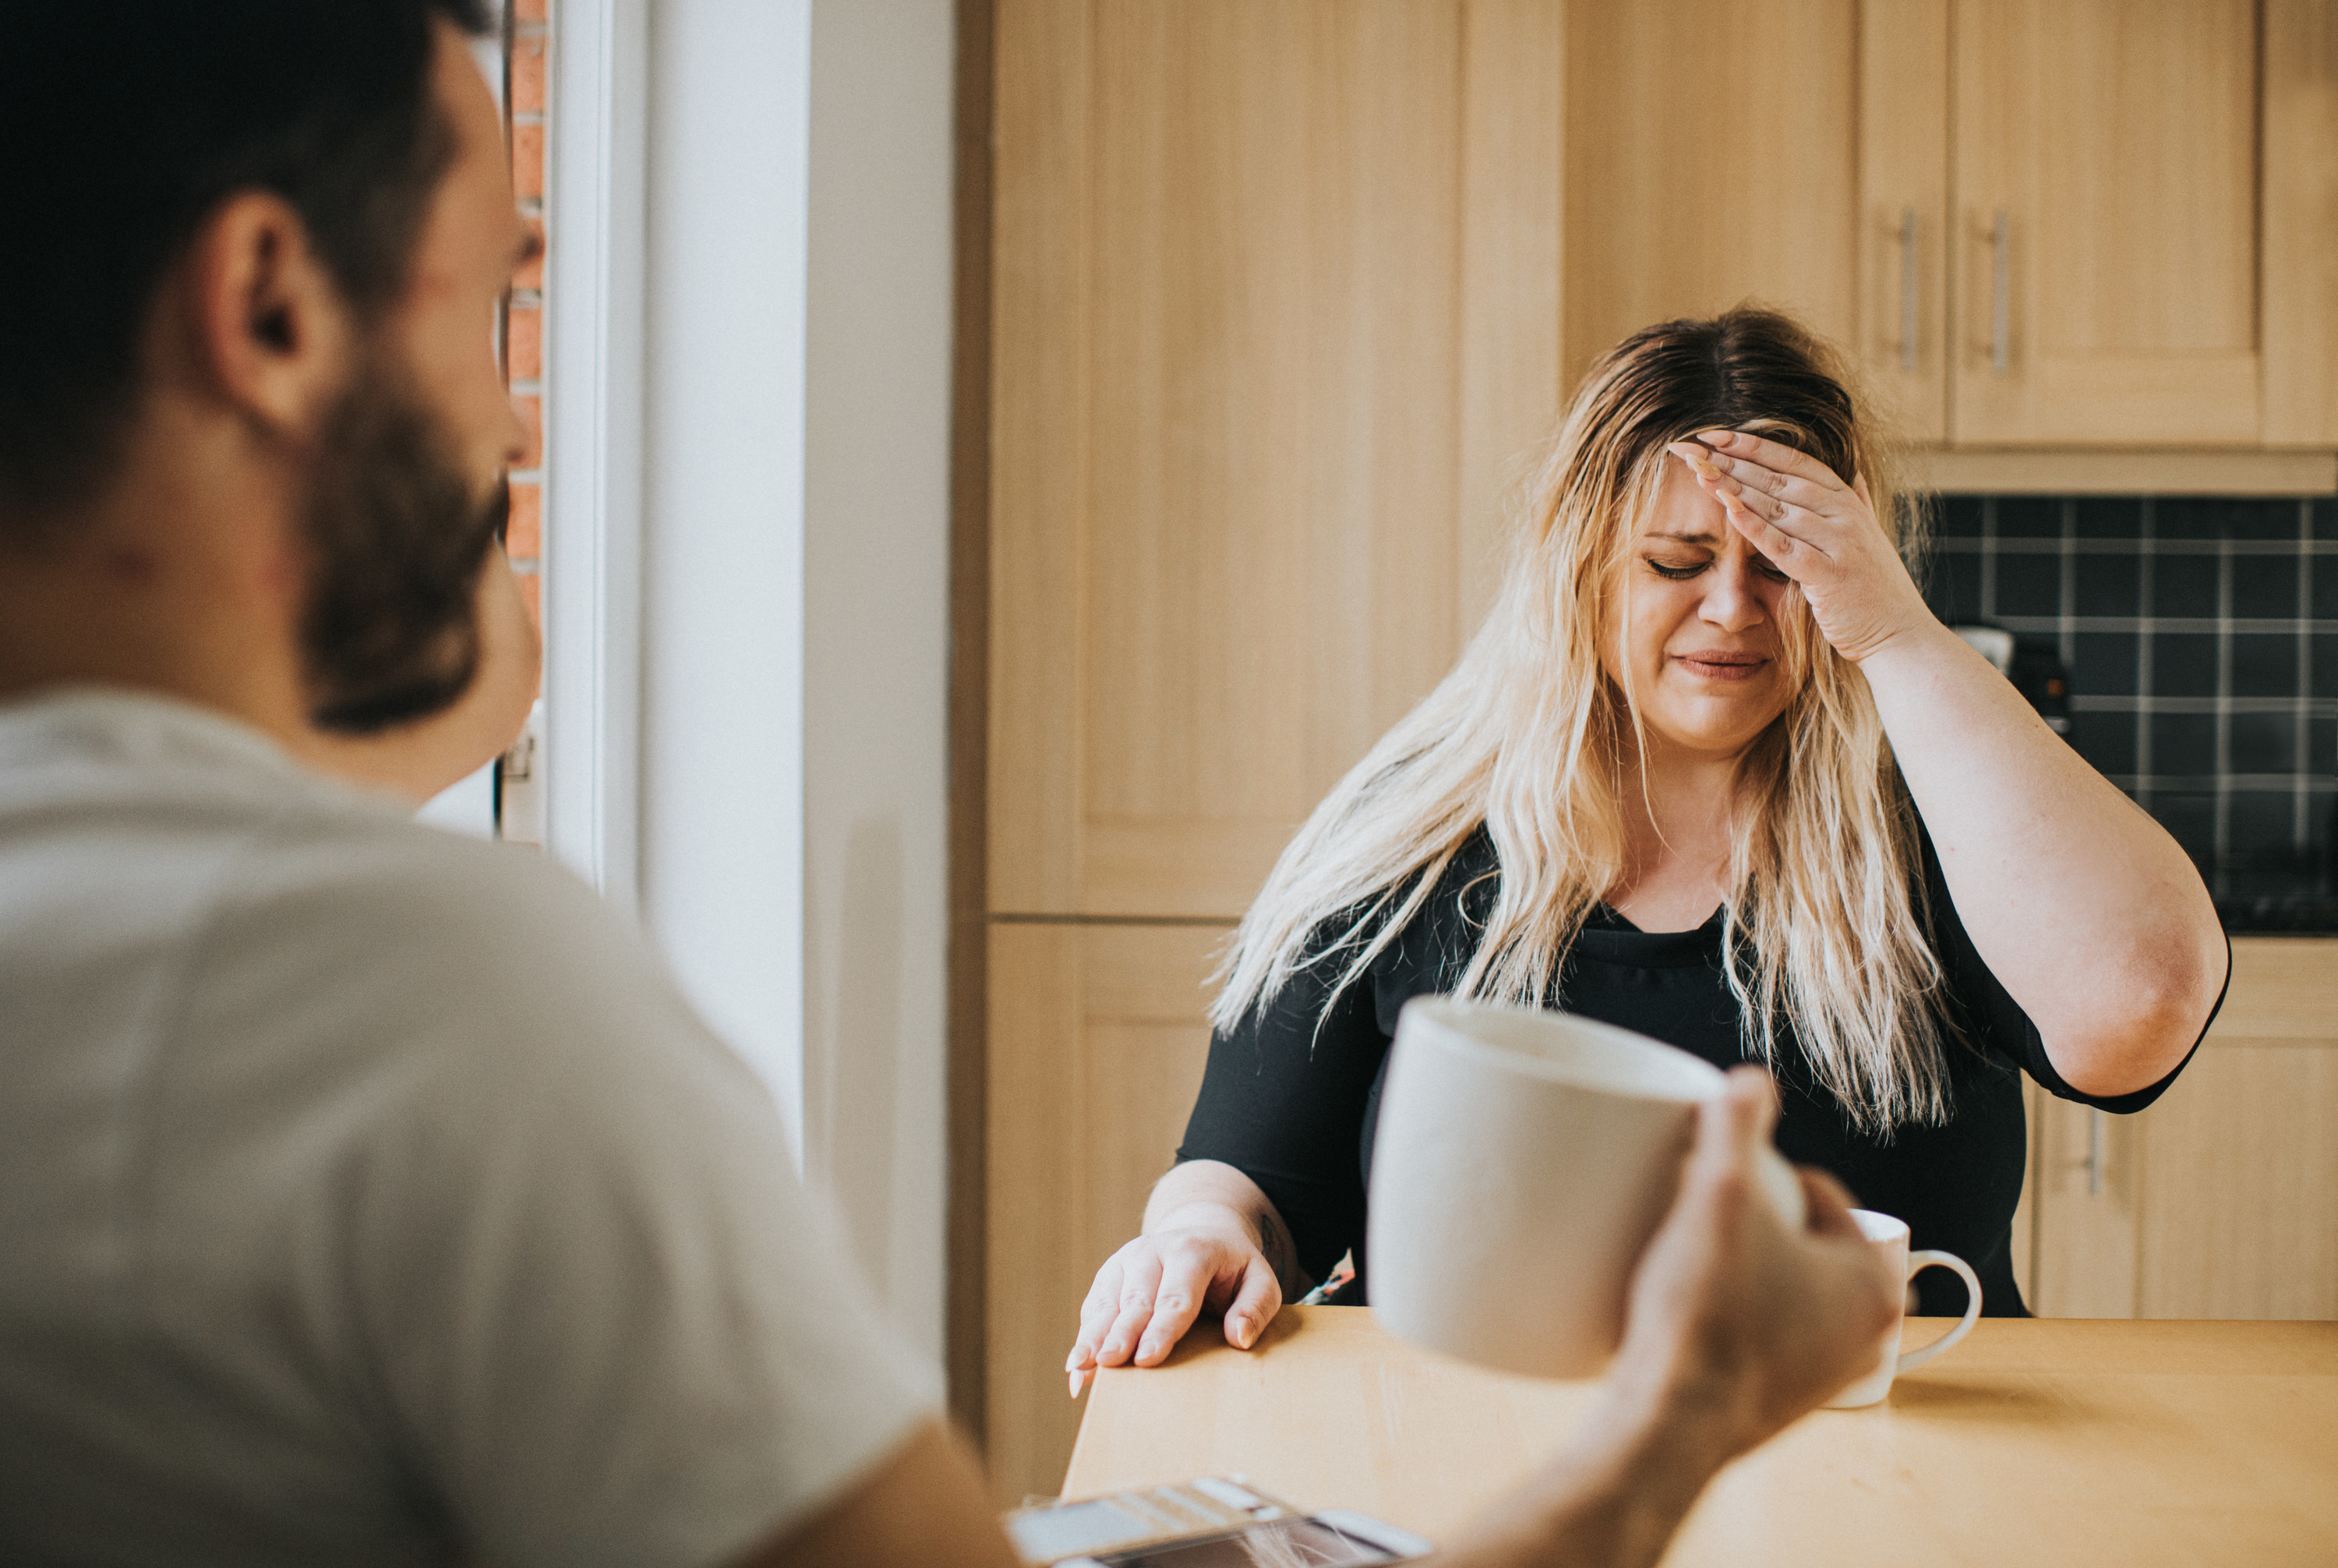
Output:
[{"xmin": 0, "ymin": 4, "xmax": 1898, "ymax": 1566}]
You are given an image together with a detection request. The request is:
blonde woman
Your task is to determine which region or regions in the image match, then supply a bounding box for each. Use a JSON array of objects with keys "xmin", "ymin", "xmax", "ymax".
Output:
[{"xmin": 1067, "ymin": 309, "xmax": 2227, "ymax": 1387}]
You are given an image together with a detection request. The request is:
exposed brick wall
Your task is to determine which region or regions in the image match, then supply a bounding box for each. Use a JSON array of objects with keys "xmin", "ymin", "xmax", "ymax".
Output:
[{"xmin": 506, "ymin": 0, "xmax": 547, "ymax": 630}]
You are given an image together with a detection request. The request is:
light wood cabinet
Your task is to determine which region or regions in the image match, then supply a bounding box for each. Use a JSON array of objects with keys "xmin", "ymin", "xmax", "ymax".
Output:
[
  {"xmin": 1560, "ymin": 1, "xmax": 1861, "ymax": 391},
  {"xmin": 2025, "ymin": 938, "xmax": 2338, "ymax": 1320},
  {"xmin": 1561, "ymin": 0, "xmax": 2338, "ymax": 458},
  {"xmin": 990, "ymin": 0, "xmax": 1563, "ymax": 923},
  {"xmin": 1951, "ymin": 0, "xmax": 2262, "ymax": 445},
  {"xmin": 985, "ymin": 920, "xmax": 1221, "ymax": 1506}
]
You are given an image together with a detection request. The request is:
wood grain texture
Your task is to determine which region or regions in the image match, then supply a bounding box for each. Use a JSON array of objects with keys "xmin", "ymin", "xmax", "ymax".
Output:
[
  {"xmin": 1909, "ymin": 447, "xmax": 2338, "ymax": 496},
  {"xmin": 988, "ymin": 0, "xmax": 1093, "ymax": 914},
  {"xmin": 1951, "ymin": 0, "xmax": 2263, "ymax": 444},
  {"xmin": 1457, "ymin": 0, "xmax": 1566, "ymax": 624},
  {"xmin": 2031, "ymin": 1091, "xmax": 2142, "ymax": 1317},
  {"xmin": 988, "ymin": 0, "xmax": 1563, "ymax": 919},
  {"xmin": 1857, "ymin": 0, "xmax": 1951, "ymax": 442},
  {"xmin": 1562, "ymin": 0, "xmax": 1860, "ymax": 388},
  {"xmin": 2139, "ymin": 1041, "xmax": 2338, "ymax": 1319},
  {"xmin": 2027, "ymin": 938, "xmax": 2338, "ymax": 1322},
  {"xmin": 983, "ymin": 920, "xmax": 1224, "ymax": 1506},
  {"xmin": 2263, "ymin": 0, "xmax": 2338, "ymax": 446},
  {"xmin": 1066, "ymin": 1308, "xmax": 2338, "ymax": 1563}
]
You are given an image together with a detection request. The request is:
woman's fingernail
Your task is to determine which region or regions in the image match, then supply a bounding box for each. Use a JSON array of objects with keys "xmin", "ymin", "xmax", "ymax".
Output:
[
  {"xmin": 1069, "ymin": 1368, "xmax": 1086, "ymax": 1397},
  {"xmin": 1696, "ymin": 430, "xmax": 1732, "ymax": 447},
  {"xmin": 1228, "ymin": 1315, "xmax": 1250, "ymax": 1345}
]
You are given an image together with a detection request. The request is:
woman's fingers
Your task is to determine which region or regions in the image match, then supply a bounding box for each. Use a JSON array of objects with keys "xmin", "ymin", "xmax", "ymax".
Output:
[
  {"xmin": 1718, "ymin": 489, "xmax": 1814, "ymax": 574},
  {"xmin": 1132, "ymin": 1241, "xmax": 1220, "ymax": 1366},
  {"xmin": 1696, "ymin": 428, "xmax": 1852, "ymax": 500},
  {"xmin": 1221, "ymin": 1253, "xmax": 1284, "ymax": 1351},
  {"xmin": 1700, "ymin": 450, "xmax": 1844, "ymax": 521},
  {"xmin": 1095, "ymin": 1250, "xmax": 1166, "ymax": 1368}
]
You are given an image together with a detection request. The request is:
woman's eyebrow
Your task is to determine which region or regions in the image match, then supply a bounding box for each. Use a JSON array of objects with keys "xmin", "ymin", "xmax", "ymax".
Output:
[{"xmin": 1647, "ymin": 528, "xmax": 1722, "ymax": 546}]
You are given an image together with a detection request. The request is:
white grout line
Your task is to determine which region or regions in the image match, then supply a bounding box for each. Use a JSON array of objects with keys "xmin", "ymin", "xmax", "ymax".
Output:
[
  {"xmin": 2135, "ymin": 498, "xmax": 2155, "ymax": 810},
  {"xmin": 2213, "ymin": 531, "xmax": 2234, "ymax": 896},
  {"xmin": 2297, "ymin": 498, "xmax": 2315, "ymax": 850}
]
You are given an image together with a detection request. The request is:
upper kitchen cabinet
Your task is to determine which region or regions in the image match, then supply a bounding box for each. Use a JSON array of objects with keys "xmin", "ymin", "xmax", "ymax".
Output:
[
  {"xmin": 989, "ymin": 0, "xmax": 1566, "ymax": 918},
  {"xmin": 1562, "ymin": 2, "xmax": 1864, "ymax": 399},
  {"xmin": 1568, "ymin": 0, "xmax": 2338, "ymax": 459},
  {"xmin": 1561, "ymin": 0, "xmax": 1951, "ymax": 440},
  {"xmin": 1955, "ymin": 0, "xmax": 2259, "ymax": 446}
]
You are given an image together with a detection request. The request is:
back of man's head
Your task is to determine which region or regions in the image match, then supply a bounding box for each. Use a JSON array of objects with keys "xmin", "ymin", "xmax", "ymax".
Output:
[{"xmin": 0, "ymin": 0, "xmax": 491, "ymax": 528}]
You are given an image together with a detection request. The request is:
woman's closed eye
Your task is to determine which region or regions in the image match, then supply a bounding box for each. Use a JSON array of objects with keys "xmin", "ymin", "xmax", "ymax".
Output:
[{"xmin": 1646, "ymin": 555, "xmax": 1791, "ymax": 583}]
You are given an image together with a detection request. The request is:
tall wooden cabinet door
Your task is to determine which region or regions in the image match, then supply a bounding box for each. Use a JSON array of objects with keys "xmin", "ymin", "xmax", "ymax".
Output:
[
  {"xmin": 989, "ymin": 0, "xmax": 1564, "ymax": 920},
  {"xmin": 1856, "ymin": 0, "xmax": 1951, "ymax": 442},
  {"xmin": 984, "ymin": 922, "xmax": 1223, "ymax": 1506},
  {"xmin": 1951, "ymin": 0, "xmax": 2263, "ymax": 445},
  {"xmin": 2029, "ymin": 1093, "xmax": 2143, "ymax": 1317},
  {"xmin": 1561, "ymin": 0, "xmax": 1861, "ymax": 391},
  {"xmin": 2136, "ymin": 1041, "xmax": 2338, "ymax": 1319}
]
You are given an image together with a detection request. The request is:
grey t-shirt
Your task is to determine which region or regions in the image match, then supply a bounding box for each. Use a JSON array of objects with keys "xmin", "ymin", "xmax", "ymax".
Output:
[{"xmin": 0, "ymin": 690, "xmax": 933, "ymax": 1566}]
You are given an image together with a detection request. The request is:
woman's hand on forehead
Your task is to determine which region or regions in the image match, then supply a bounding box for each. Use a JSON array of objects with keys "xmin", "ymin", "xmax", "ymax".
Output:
[{"xmin": 1663, "ymin": 430, "xmax": 1934, "ymax": 665}]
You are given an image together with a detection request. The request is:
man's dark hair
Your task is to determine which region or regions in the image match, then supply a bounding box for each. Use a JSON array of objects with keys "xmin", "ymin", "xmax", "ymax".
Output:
[{"xmin": 0, "ymin": 0, "xmax": 493, "ymax": 523}]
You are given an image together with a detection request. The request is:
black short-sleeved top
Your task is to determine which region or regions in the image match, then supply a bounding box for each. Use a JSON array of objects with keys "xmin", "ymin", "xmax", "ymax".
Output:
[{"xmin": 1178, "ymin": 821, "xmax": 2220, "ymax": 1318}]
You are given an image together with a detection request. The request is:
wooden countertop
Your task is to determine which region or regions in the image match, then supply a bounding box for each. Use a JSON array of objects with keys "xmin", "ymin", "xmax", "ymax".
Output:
[{"xmin": 1063, "ymin": 1306, "xmax": 2338, "ymax": 1566}]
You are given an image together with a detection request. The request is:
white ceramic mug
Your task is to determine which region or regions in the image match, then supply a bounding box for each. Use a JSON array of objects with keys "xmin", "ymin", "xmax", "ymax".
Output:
[
  {"xmin": 1366, "ymin": 997, "xmax": 1806, "ymax": 1379},
  {"xmin": 1823, "ymin": 1209, "xmax": 1983, "ymax": 1408}
]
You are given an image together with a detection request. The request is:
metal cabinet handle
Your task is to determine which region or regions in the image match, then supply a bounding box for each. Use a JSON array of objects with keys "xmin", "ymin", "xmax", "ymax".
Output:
[
  {"xmin": 1899, "ymin": 207, "xmax": 1919, "ymax": 372},
  {"xmin": 1990, "ymin": 208, "xmax": 2011, "ymax": 376},
  {"xmin": 2086, "ymin": 1107, "xmax": 2104, "ymax": 1195}
]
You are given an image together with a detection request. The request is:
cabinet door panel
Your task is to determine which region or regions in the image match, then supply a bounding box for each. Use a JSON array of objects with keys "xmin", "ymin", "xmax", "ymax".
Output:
[
  {"xmin": 2138, "ymin": 1044, "xmax": 2338, "ymax": 1320},
  {"xmin": 990, "ymin": 0, "xmax": 1563, "ymax": 919},
  {"xmin": 1857, "ymin": 0, "xmax": 1951, "ymax": 442},
  {"xmin": 2031, "ymin": 1093, "xmax": 2143, "ymax": 1317},
  {"xmin": 984, "ymin": 921, "xmax": 1223, "ymax": 1505},
  {"xmin": 1563, "ymin": 0, "xmax": 1860, "ymax": 389},
  {"xmin": 1952, "ymin": 0, "xmax": 2262, "ymax": 443}
]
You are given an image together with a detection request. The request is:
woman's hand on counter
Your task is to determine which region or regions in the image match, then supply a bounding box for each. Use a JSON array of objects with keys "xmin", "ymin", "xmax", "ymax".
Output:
[{"xmin": 1065, "ymin": 1160, "xmax": 1301, "ymax": 1394}]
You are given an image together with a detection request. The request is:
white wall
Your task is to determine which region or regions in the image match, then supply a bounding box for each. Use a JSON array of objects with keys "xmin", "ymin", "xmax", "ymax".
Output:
[
  {"xmin": 800, "ymin": 0, "xmax": 955, "ymax": 1365},
  {"xmin": 637, "ymin": 0, "xmax": 814, "ymax": 1146},
  {"xmin": 546, "ymin": 0, "xmax": 955, "ymax": 1368}
]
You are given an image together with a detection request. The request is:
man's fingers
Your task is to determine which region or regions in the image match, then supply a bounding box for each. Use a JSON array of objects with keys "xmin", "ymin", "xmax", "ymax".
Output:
[
  {"xmin": 1222, "ymin": 1255, "xmax": 1283, "ymax": 1351},
  {"xmin": 1798, "ymin": 1166, "xmax": 1867, "ymax": 1238}
]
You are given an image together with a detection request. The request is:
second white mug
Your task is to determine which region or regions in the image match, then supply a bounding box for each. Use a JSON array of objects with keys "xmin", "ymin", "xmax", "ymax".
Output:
[{"xmin": 1824, "ymin": 1208, "xmax": 1983, "ymax": 1408}]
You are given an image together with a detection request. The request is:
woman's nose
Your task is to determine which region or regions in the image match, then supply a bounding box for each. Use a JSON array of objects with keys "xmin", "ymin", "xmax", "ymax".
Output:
[{"xmin": 1698, "ymin": 560, "xmax": 1767, "ymax": 631}]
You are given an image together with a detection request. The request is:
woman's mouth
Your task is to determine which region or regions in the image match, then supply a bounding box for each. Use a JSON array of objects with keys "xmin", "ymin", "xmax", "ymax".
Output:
[{"xmin": 1672, "ymin": 650, "xmax": 1769, "ymax": 681}]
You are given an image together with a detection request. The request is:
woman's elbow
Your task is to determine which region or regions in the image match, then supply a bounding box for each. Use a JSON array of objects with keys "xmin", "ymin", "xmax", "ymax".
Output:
[{"xmin": 2044, "ymin": 925, "xmax": 2227, "ymax": 1098}]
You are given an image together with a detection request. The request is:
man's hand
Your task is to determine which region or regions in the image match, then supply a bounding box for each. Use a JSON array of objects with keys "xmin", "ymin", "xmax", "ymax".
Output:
[
  {"xmin": 1439, "ymin": 1068, "xmax": 1901, "ymax": 1568},
  {"xmin": 1608, "ymin": 1067, "xmax": 1902, "ymax": 1457}
]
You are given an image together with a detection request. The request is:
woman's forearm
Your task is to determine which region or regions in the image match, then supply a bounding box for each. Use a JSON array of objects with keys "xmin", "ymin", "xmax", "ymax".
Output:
[
  {"xmin": 1143, "ymin": 1160, "xmax": 1309, "ymax": 1298},
  {"xmin": 1858, "ymin": 622, "xmax": 2225, "ymax": 1094}
]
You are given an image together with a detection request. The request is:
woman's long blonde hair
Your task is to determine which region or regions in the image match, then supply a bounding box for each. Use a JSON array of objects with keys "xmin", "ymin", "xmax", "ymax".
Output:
[{"xmin": 1213, "ymin": 307, "xmax": 1951, "ymax": 1134}]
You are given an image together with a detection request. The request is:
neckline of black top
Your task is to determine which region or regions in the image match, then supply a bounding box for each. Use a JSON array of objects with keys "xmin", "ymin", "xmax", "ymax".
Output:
[{"xmin": 1575, "ymin": 902, "xmax": 1725, "ymax": 968}]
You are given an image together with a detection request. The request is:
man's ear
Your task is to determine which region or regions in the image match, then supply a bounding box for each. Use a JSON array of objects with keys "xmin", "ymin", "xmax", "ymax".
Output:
[{"xmin": 178, "ymin": 191, "xmax": 355, "ymax": 435}]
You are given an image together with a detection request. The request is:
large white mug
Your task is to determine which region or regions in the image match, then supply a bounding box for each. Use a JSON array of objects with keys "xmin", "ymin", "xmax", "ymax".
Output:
[
  {"xmin": 1367, "ymin": 997, "xmax": 1805, "ymax": 1379},
  {"xmin": 1823, "ymin": 1209, "xmax": 1982, "ymax": 1407}
]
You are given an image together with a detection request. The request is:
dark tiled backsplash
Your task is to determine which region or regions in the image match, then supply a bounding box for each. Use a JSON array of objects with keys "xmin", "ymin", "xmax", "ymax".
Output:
[{"xmin": 1919, "ymin": 495, "xmax": 2338, "ymax": 903}]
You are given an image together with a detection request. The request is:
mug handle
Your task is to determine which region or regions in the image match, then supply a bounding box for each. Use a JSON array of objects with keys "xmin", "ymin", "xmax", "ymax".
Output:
[{"xmin": 1895, "ymin": 1250, "xmax": 1981, "ymax": 1373}]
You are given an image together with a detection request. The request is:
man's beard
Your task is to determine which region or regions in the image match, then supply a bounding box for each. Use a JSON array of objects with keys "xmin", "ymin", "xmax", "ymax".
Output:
[{"xmin": 298, "ymin": 353, "xmax": 507, "ymax": 735}]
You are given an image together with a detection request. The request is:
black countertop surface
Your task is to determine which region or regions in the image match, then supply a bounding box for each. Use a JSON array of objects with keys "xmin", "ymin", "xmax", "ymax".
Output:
[{"xmin": 2215, "ymin": 895, "xmax": 2338, "ymax": 934}]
